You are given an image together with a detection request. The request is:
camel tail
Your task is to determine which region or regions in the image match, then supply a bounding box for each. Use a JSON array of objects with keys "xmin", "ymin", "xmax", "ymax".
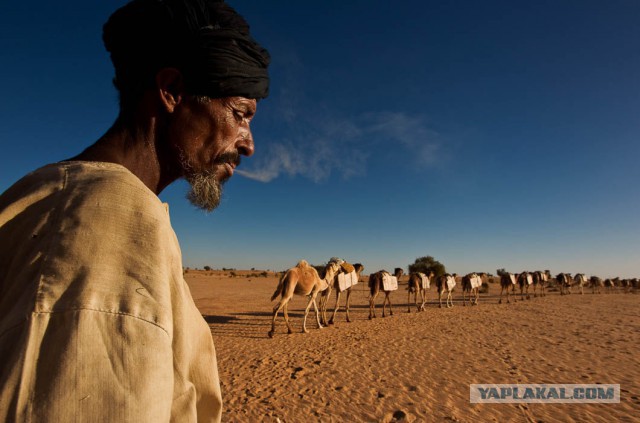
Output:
[
  {"xmin": 270, "ymin": 273, "xmax": 286, "ymax": 301},
  {"xmin": 368, "ymin": 274, "xmax": 378, "ymax": 296}
]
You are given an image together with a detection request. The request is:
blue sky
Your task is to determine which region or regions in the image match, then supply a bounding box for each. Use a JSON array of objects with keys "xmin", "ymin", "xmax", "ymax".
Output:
[{"xmin": 1, "ymin": 1, "xmax": 639, "ymax": 278}]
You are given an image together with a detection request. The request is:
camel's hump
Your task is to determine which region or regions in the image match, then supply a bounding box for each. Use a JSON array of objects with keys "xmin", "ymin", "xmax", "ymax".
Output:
[{"xmin": 295, "ymin": 259, "xmax": 310, "ymax": 268}]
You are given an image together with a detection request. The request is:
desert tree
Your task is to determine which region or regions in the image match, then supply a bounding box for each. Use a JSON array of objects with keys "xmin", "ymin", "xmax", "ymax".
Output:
[{"xmin": 408, "ymin": 256, "xmax": 446, "ymax": 278}]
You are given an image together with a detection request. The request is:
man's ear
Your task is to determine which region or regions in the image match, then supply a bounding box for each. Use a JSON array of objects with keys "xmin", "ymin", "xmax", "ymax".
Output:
[{"xmin": 156, "ymin": 68, "xmax": 185, "ymax": 113}]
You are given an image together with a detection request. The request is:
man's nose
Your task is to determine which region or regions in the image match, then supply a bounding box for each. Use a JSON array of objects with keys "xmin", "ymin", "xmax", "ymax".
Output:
[{"xmin": 237, "ymin": 129, "xmax": 254, "ymax": 157}]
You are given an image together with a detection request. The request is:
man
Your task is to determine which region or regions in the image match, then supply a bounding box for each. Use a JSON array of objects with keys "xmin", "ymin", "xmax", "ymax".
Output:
[{"xmin": 0, "ymin": 0, "xmax": 269, "ymax": 421}]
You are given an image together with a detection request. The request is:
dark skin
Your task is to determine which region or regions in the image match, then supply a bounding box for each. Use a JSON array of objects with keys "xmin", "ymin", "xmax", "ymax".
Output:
[{"xmin": 68, "ymin": 68, "xmax": 256, "ymax": 195}]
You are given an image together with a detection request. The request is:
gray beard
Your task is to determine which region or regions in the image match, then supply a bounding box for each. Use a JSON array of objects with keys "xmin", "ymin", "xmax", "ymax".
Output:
[
  {"xmin": 186, "ymin": 171, "xmax": 223, "ymax": 213},
  {"xmin": 177, "ymin": 147, "xmax": 237, "ymax": 213}
]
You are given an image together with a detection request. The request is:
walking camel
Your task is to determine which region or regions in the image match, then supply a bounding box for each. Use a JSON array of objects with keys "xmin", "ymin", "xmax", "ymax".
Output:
[
  {"xmin": 407, "ymin": 271, "xmax": 434, "ymax": 312},
  {"xmin": 269, "ymin": 260, "xmax": 342, "ymax": 337},
  {"xmin": 436, "ymin": 273, "xmax": 457, "ymax": 308},
  {"xmin": 531, "ymin": 270, "xmax": 550, "ymax": 297},
  {"xmin": 556, "ymin": 273, "xmax": 572, "ymax": 295},
  {"xmin": 574, "ymin": 273, "xmax": 588, "ymax": 295},
  {"xmin": 461, "ymin": 272, "xmax": 483, "ymax": 306},
  {"xmin": 604, "ymin": 278, "xmax": 615, "ymax": 293},
  {"xmin": 498, "ymin": 272, "xmax": 517, "ymax": 304},
  {"xmin": 320, "ymin": 261, "xmax": 365, "ymax": 325},
  {"xmin": 590, "ymin": 276, "xmax": 603, "ymax": 294},
  {"xmin": 368, "ymin": 268, "xmax": 404, "ymax": 319},
  {"xmin": 516, "ymin": 271, "xmax": 533, "ymax": 301}
]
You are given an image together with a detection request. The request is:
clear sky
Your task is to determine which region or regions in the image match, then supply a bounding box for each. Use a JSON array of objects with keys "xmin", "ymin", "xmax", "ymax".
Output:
[{"xmin": 1, "ymin": 1, "xmax": 639, "ymax": 278}]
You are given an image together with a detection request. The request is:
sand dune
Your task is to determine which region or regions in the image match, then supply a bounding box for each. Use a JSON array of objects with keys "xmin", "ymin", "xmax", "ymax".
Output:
[{"xmin": 186, "ymin": 270, "xmax": 639, "ymax": 422}]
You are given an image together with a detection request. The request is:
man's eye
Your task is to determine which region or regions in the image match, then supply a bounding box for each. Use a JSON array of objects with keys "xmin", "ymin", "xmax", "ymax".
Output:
[{"xmin": 233, "ymin": 110, "xmax": 245, "ymax": 122}]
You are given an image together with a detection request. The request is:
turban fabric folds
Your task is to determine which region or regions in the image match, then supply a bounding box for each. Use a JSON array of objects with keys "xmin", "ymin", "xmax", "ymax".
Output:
[{"xmin": 103, "ymin": 0, "xmax": 270, "ymax": 100}]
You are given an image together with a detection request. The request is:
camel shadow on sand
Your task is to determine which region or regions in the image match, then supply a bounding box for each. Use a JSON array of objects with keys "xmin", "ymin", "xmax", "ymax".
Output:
[{"xmin": 204, "ymin": 311, "xmax": 307, "ymax": 339}]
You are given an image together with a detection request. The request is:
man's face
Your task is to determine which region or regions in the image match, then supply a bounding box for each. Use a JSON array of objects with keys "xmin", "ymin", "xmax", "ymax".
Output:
[{"xmin": 168, "ymin": 96, "xmax": 256, "ymax": 211}]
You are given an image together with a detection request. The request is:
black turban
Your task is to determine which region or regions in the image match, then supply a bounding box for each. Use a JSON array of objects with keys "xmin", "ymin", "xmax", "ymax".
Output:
[{"xmin": 103, "ymin": 0, "xmax": 270, "ymax": 100}]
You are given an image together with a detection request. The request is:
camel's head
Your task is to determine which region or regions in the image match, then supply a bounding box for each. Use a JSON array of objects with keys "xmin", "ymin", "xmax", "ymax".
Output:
[
  {"xmin": 394, "ymin": 267, "xmax": 404, "ymax": 278},
  {"xmin": 325, "ymin": 261, "xmax": 342, "ymax": 280}
]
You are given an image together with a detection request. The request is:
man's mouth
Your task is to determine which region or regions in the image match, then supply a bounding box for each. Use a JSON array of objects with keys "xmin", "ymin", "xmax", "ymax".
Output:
[
  {"xmin": 225, "ymin": 162, "xmax": 235, "ymax": 176},
  {"xmin": 214, "ymin": 152, "xmax": 241, "ymax": 178}
]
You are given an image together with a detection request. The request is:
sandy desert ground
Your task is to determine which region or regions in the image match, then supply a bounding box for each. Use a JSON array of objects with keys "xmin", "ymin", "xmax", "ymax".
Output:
[{"xmin": 186, "ymin": 269, "xmax": 639, "ymax": 423}]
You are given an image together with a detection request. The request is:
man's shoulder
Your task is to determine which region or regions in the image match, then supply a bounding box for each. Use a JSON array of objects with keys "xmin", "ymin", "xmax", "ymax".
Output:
[
  {"xmin": 1, "ymin": 161, "xmax": 169, "ymax": 236},
  {"xmin": 3, "ymin": 161, "xmax": 155, "ymax": 200}
]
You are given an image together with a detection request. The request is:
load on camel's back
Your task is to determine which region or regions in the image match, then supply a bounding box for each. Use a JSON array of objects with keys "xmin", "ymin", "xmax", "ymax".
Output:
[
  {"xmin": 319, "ymin": 257, "xmax": 365, "ymax": 325},
  {"xmin": 368, "ymin": 268, "xmax": 404, "ymax": 319},
  {"xmin": 407, "ymin": 271, "xmax": 434, "ymax": 312},
  {"xmin": 436, "ymin": 273, "xmax": 457, "ymax": 308}
]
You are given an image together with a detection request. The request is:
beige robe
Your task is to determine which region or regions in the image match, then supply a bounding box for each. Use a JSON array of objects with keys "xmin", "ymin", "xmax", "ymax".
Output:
[{"xmin": 0, "ymin": 162, "xmax": 222, "ymax": 422}]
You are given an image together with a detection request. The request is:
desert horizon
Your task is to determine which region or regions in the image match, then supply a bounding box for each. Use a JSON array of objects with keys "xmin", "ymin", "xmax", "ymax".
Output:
[{"xmin": 186, "ymin": 268, "xmax": 639, "ymax": 422}]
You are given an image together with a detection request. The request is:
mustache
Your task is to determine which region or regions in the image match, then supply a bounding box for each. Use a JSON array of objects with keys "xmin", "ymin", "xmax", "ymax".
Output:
[{"xmin": 214, "ymin": 151, "xmax": 241, "ymax": 168}]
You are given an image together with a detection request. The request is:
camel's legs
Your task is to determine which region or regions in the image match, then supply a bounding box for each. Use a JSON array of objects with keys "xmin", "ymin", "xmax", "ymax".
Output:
[
  {"xmin": 269, "ymin": 303, "xmax": 282, "ymax": 337},
  {"xmin": 504, "ymin": 286, "xmax": 509, "ymax": 303},
  {"xmin": 447, "ymin": 291, "xmax": 453, "ymax": 308},
  {"xmin": 407, "ymin": 289, "xmax": 412, "ymax": 313},
  {"xmin": 369, "ymin": 291, "xmax": 377, "ymax": 319},
  {"xmin": 318, "ymin": 293, "xmax": 326, "ymax": 326},
  {"xmin": 312, "ymin": 294, "xmax": 323, "ymax": 329},
  {"xmin": 283, "ymin": 302, "xmax": 294, "ymax": 334},
  {"xmin": 269, "ymin": 296, "xmax": 291, "ymax": 337},
  {"xmin": 345, "ymin": 289, "xmax": 353, "ymax": 322},
  {"xmin": 302, "ymin": 295, "xmax": 315, "ymax": 333},
  {"xmin": 319, "ymin": 287, "xmax": 332, "ymax": 326},
  {"xmin": 385, "ymin": 292, "xmax": 393, "ymax": 316},
  {"xmin": 420, "ymin": 289, "xmax": 426, "ymax": 311},
  {"xmin": 382, "ymin": 292, "xmax": 387, "ymax": 317},
  {"xmin": 329, "ymin": 290, "xmax": 342, "ymax": 324},
  {"xmin": 438, "ymin": 290, "xmax": 443, "ymax": 308}
]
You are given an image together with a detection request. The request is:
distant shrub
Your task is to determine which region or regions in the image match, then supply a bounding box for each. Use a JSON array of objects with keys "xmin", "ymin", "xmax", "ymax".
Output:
[
  {"xmin": 204, "ymin": 265, "xmax": 212, "ymax": 271},
  {"xmin": 260, "ymin": 271, "xmax": 268, "ymax": 277},
  {"xmin": 229, "ymin": 271, "xmax": 236, "ymax": 278}
]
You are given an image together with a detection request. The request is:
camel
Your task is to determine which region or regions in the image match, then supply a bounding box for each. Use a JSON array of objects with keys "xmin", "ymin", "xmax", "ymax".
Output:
[
  {"xmin": 460, "ymin": 272, "xmax": 483, "ymax": 306},
  {"xmin": 436, "ymin": 273, "xmax": 457, "ymax": 308},
  {"xmin": 556, "ymin": 273, "xmax": 572, "ymax": 295},
  {"xmin": 531, "ymin": 270, "xmax": 550, "ymax": 297},
  {"xmin": 574, "ymin": 273, "xmax": 588, "ymax": 295},
  {"xmin": 590, "ymin": 275, "xmax": 603, "ymax": 294},
  {"xmin": 368, "ymin": 268, "xmax": 404, "ymax": 319},
  {"xmin": 604, "ymin": 278, "xmax": 615, "ymax": 293},
  {"xmin": 407, "ymin": 271, "xmax": 434, "ymax": 312},
  {"xmin": 268, "ymin": 260, "xmax": 342, "ymax": 337},
  {"xmin": 516, "ymin": 271, "xmax": 533, "ymax": 300},
  {"xmin": 320, "ymin": 261, "xmax": 365, "ymax": 324},
  {"xmin": 498, "ymin": 272, "xmax": 517, "ymax": 304}
]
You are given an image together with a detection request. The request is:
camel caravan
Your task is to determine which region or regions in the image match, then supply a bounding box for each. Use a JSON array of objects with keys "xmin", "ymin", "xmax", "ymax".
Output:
[{"xmin": 267, "ymin": 259, "xmax": 637, "ymax": 336}]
